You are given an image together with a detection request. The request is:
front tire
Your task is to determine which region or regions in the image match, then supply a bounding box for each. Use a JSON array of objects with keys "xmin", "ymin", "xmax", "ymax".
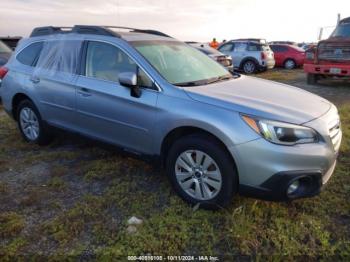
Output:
[
  {"xmin": 307, "ymin": 73, "xmax": 318, "ymax": 85},
  {"xmin": 166, "ymin": 134, "xmax": 238, "ymax": 210},
  {"xmin": 17, "ymin": 100, "xmax": 52, "ymax": 145}
]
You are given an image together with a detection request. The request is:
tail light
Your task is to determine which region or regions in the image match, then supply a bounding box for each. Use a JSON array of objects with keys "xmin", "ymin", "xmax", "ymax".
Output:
[
  {"xmin": 0, "ymin": 67, "xmax": 8, "ymax": 80},
  {"xmin": 261, "ymin": 52, "xmax": 267, "ymax": 60}
]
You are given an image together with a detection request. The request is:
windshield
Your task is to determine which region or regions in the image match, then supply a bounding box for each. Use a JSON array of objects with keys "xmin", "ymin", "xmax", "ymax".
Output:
[
  {"xmin": 331, "ymin": 23, "xmax": 350, "ymax": 38},
  {"xmin": 131, "ymin": 40, "xmax": 231, "ymax": 86},
  {"xmin": 0, "ymin": 41, "xmax": 11, "ymax": 53}
]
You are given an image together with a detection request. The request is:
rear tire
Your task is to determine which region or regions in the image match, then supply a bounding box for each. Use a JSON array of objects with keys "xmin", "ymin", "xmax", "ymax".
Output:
[
  {"xmin": 165, "ymin": 134, "xmax": 238, "ymax": 210},
  {"xmin": 17, "ymin": 100, "xmax": 52, "ymax": 145},
  {"xmin": 284, "ymin": 59, "xmax": 296, "ymax": 69},
  {"xmin": 242, "ymin": 60, "xmax": 257, "ymax": 74},
  {"xmin": 307, "ymin": 73, "xmax": 318, "ymax": 85}
]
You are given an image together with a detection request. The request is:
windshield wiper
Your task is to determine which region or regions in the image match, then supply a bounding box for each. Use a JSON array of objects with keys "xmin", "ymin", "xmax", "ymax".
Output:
[
  {"xmin": 205, "ymin": 75, "xmax": 233, "ymax": 85},
  {"xmin": 175, "ymin": 81, "xmax": 203, "ymax": 87}
]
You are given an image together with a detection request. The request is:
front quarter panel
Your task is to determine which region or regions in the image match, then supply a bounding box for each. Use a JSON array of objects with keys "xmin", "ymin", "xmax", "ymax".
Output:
[{"xmin": 153, "ymin": 86, "xmax": 261, "ymax": 155}]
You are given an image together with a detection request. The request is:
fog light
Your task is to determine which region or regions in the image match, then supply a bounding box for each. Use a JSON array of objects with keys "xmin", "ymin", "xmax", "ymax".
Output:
[{"xmin": 287, "ymin": 180, "xmax": 300, "ymax": 195}]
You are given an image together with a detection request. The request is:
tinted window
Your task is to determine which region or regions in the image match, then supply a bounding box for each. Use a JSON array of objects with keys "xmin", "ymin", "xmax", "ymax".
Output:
[
  {"xmin": 17, "ymin": 42, "xmax": 43, "ymax": 66},
  {"xmin": 85, "ymin": 41, "xmax": 153, "ymax": 88},
  {"xmin": 234, "ymin": 43, "xmax": 247, "ymax": 52},
  {"xmin": 270, "ymin": 45, "xmax": 288, "ymax": 52},
  {"xmin": 218, "ymin": 43, "xmax": 234, "ymax": 52},
  {"xmin": 247, "ymin": 43, "xmax": 262, "ymax": 51}
]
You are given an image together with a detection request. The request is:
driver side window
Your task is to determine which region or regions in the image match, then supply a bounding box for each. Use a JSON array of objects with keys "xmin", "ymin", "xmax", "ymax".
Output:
[{"xmin": 85, "ymin": 41, "xmax": 154, "ymax": 89}]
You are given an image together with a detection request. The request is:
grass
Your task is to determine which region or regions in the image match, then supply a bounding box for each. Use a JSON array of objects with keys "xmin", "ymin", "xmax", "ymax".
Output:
[{"xmin": 0, "ymin": 76, "xmax": 349, "ymax": 259}]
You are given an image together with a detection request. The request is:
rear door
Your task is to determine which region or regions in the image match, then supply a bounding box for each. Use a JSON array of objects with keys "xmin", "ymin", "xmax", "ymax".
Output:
[
  {"xmin": 32, "ymin": 40, "xmax": 81, "ymax": 128},
  {"xmin": 75, "ymin": 40, "xmax": 158, "ymax": 154}
]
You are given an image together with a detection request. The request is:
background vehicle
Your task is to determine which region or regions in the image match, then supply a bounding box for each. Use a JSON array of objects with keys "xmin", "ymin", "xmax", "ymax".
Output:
[
  {"xmin": 0, "ymin": 40, "xmax": 12, "ymax": 66},
  {"xmin": 270, "ymin": 41, "xmax": 298, "ymax": 46},
  {"xmin": 189, "ymin": 43, "xmax": 233, "ymax": 72},
  {"xmin": 270, "ymin": 44, "xmax": 305, "ymax": 69},
  {"xmin": 218, "ymin": 40, "xmax": 275, "ymax": 74},
  {"xmin": 304, "ymin": 17, "xmax": 350, "ymax": 84},
  {"xmin": 0, "ymin": 37, "xmax": 22, "ymax": 50}
]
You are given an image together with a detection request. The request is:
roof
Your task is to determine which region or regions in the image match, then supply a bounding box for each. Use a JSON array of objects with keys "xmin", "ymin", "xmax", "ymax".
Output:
[{"xmin": 29, "ymin": 25, "xmax": 173, "ymax": 42}]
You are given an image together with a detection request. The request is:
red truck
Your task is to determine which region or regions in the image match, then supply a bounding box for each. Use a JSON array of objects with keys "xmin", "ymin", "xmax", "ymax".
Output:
[{"xmin": 304, "ymin": 17, "xmax": 350, "ymax": 84}]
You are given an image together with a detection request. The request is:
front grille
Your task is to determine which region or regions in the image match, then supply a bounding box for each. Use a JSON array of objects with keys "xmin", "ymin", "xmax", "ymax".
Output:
[
  {"xmin": 318, "ymin": 43, "xmax": 350, "ymax": 61},
  {"xmin": 328, "ymin": 116, "xmax": 341, "ymax": 150}
]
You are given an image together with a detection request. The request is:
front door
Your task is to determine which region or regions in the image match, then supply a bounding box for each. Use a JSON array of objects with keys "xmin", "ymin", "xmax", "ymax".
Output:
[{"xmin": 75, "ymin": 41, "xmax": 158, "ymax": 154}]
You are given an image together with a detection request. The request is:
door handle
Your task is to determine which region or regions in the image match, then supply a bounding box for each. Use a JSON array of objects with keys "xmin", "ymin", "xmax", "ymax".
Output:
[
  {"xmin": 30, "ymin": 76, "xmax": 40, "ymax": 84},
  {"xmin": 78, "ymin": 87, "xmax": 92, "ymax": 97}
]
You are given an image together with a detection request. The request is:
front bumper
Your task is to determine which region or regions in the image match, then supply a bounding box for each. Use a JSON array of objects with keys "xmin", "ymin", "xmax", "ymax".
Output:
[
  {"xmin": 229, "ymin": 105, "xmax": 341, "ymax": 201},
  {"xmin": 304, "ymin": 63, "xmax": 350, "ymax": 76}
]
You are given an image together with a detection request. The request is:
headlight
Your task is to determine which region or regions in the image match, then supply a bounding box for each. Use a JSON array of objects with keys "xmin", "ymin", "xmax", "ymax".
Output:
[{"xmin": 241, "ymin": 115, "xmax": 318, "ymax": 145}]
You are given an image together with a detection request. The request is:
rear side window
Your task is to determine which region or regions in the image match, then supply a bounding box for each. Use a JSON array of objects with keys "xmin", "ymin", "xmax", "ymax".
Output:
[
  {"xmin": 233, "ymin": 43, "xmax": 247, "ymax": 52},
  {"xmin": 247, "ymin": 43, "xmax": 262, "ymax": 51},
  {"xmin": 35, "ymin": 40, "xmax": 82, "ymax": 74},
  {"xmin": 270, "ymin": 45, "xmax": 287, "ymax": 52},
  {"xmin": 17, "ymin": 42, "xmax": 43, "ymax": 66}
]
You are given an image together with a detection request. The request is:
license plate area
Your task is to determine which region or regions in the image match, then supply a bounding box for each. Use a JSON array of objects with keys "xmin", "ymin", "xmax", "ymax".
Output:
[{"xmin": 330, "ymin": 68, "xmax": 341, "ymax": 74}]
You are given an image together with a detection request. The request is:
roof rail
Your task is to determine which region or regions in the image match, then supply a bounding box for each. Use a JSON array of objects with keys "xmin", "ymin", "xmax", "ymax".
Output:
[
  {"xmin": 29, "ymin": 25, "xmax": 171, "ymax": 38},
  {"xmin": 30, "ymin": 26, "xmax": 73, "ymax": 37},
  {"xmin": 102, "ymin": 26, "xmax": 172, "ymax": 38}
]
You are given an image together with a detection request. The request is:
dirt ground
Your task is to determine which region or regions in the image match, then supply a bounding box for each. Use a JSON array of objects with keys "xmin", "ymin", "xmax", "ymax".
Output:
[{"xmin": 0, "ymin": 69, "xmax": 349, "ymax": 260}]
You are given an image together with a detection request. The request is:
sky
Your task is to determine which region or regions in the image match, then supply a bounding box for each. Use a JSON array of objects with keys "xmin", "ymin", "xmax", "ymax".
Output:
[{"xmin": 0, "ymin": 0, "xmax": 349, "ymax": 43}]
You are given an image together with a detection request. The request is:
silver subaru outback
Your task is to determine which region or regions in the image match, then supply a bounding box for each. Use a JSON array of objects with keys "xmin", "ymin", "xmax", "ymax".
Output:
[{"xmin": 0, "ymin": 26, "xmax": 342, "ymax": 209}]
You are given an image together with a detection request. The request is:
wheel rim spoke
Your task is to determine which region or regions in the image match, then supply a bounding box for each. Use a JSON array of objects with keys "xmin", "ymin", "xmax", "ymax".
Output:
[
  {"xmin": 176, "ymin": 171, "xmax": 192, "ymax": 181},
  {"xmin": 204, "ymin": 178, "xmax": 221, "ymax": 191}
]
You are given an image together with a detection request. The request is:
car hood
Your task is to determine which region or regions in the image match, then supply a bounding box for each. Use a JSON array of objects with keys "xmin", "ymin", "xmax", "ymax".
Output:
[
  {"xmin": 183, "ymin": 75, "xmax": 331, "ymax": 124},
  {"xmin": 0, "ymin": 52, "xmax": 11, "ymax": 66}
]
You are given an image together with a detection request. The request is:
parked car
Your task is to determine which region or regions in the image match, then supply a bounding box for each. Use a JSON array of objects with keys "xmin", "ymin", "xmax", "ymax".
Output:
[
  {"xmin": 0, "ymin": 25, "xmax": 341, "ymax": 209},
  {"xmin": 304, "ymin": 17, "xmax": 350, "ymax": 84},
  {"xmin": 270, "ymin": 41, "xmax": 298, "ymax": 46},
  {"xmin": 0, "ymin": 40, "xmax": 12, "ymax": 66},
  {"xmin": 189, "ymin": 43, "xmax": 233, "ymax": 72},
  {"xmin": 270, "ymin": 44, "xmax": 305, "ymax": 69},
  {"xmin": 0, "ymin": 37, "xmax": 22, "ymax": 50},
  {"xmin": 234, "ymin": 38, "xmax": 267, "ymax": 44},
  {"xmin": 218, "ymin": 40, "xmax": 275, "ymax": 74}
]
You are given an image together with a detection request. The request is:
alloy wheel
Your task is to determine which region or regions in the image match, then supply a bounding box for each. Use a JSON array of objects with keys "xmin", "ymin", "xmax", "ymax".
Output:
[
  {"xmin": 175, "ymin": 150, "xmax": 222, "ymax": 201},
  {"xmin": 19, "ymin": 107, "xmax": 40, "ymax": 141},
  {"xmin": 243, "ymin": 61, "xmax": 256, "ymax": 74}
]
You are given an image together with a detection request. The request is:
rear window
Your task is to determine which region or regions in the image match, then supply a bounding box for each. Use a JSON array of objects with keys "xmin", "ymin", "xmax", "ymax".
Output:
[
  {"xmin": 17, "ymin": 42, "xmax": 43, "ymax": 66},
  {"xmin": 247, "ymin": 43, "xmax": 262, "ymax": 51},
  {"xmin": 270, "ymin": 45, "xmax": 288, "ymax": 52},
  {"xmin": 0, "ymin": 40, "xmax": 11, "ymax": 53}
]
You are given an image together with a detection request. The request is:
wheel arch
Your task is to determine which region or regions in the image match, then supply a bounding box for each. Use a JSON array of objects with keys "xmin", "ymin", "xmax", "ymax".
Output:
[
  {"xmin": 160, "ymin": 126, "xmax": 238, "ymax": 181},
  {"xmin": 239, "ymin": 56, "xmax": 259, "ymax": 69},
  {"xmin": 12, "ymin": 93, "xmax": 34, "ymax": 121}
]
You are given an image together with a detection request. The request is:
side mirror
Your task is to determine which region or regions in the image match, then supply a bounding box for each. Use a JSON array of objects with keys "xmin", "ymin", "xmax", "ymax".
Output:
[{"xmin": 118, "ymin": 72, "xmax": 142, "ymax": 98}]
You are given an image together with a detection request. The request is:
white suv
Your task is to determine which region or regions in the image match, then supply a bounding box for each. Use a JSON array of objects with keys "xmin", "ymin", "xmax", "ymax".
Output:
[{"xmin": 218, "ymin": 40, "xmax": 275, "ymax": 74}]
